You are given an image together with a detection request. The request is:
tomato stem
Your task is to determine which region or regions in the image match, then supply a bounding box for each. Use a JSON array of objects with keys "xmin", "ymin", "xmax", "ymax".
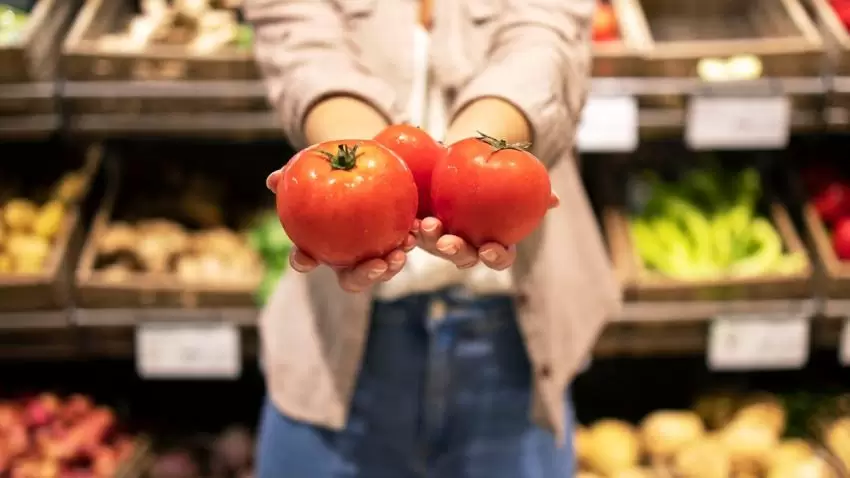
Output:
[
  {"xmin": 321, "ymin": 144, "xmax": 361, "ymax": 171},
  {"xmin": 476, "ymin": 131, "xmax": 531, "ymax": 152}
]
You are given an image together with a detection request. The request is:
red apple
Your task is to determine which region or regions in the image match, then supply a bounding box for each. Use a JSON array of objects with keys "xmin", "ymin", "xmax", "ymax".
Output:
[
  {"xmin": 833, "ymin": 217, "xmax": 850, "ymax": 260},
  {"xmin": 813, "ymin": 182, "xmax": 850, "ymax": 224},
  {"xmin": 593, "ymin": 4, "xmax": 618, "ymax": 42}
]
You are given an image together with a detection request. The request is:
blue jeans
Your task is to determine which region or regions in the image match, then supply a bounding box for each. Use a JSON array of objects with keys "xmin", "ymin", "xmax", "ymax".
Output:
[{"xmin": 257, "ymin": 288, "xmax": 576, "ymax": 478}]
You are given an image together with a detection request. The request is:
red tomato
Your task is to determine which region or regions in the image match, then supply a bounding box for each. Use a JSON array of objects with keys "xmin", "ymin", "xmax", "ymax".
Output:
[
  {"xmin": 431, "ymin": 133, "xmax": 551, "ymax": 247},
  {"xmin": 374, "ymin": 124, "xmax": 446, "ymax": 218},
  {"xmin": 593, "ymin": 4, "xmax": 619, "ymax": 42},
  {"xmin": 812, "ymin": 182, "xmax": 850, "ymax": 225},
  {"xmin": 833, "ymin": 217, "xmax": 850, "ymax": 260},
  {"xmin": 276, "ymin": 140, "xmax": 418, "ymax": 267}
]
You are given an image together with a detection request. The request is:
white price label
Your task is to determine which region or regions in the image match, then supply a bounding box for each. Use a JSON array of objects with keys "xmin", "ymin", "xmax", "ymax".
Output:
[
  {"xmin": 136, "ymin": 322, "xmax": 241, "ymax": 379},
  {"xmin": 839, "ymin": 319, "xmax": 850, "ymax": 366},
  {"xmin": 708, "ymin": 314, "xmax": 809, "ymax": 371},
  {"xmin": 576, "ymin": 96, "xmax": 639, "ymax": 153},
  {"xmin": 686, "ymin": 96, "xmax": 791, "ymax": 150}
]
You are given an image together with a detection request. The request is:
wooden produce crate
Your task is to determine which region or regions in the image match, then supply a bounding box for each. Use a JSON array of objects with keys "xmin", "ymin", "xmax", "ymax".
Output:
[
  {"xmin": 592, "ymin": 0, "xmax": 651, "ymax": 77},
  {"xmin": 62, "ymin": 0, "xmax": 257, "ymax": 82},
  {"xmin": 601, "ymin": 163, "xmax": 813, "ymax": 303},
  {"xmin": 0, "ymin": 0, "xmax": 82, "ymax": 83},
  {"xmin": 0, "ymin": 143, "xmax": 102, "ymax": 312},
  {"xmin": 75, "ymin": 143, "xmax": 270, "ymax": 309},
  {"xmin": 809, "ymin": 0, "xmax": 850, "ymax": 75},
  {"xmin": 624, "ymin": 0, "xmax": 824, "ymax": 78},
  {"xmin": 802, "ymin": 200, "xmax": 850, "ymax": 299}
]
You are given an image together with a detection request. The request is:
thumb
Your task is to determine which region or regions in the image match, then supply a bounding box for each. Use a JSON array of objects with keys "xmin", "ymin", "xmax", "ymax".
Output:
[{"xmin": 266, "ymin": 170, "xmax": 282, "ymax": 193}]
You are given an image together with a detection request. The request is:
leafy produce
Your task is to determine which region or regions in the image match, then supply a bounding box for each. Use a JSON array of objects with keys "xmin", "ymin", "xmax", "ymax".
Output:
[
  {"xmin": 0, "ymin": 169, "xmax": 88, "ymax": 275},
  {"xmin": 149, "ymin": 425, "xmax": 255, "ymax": 478},
  {"xmin": 247, "ymin": 211, "xmax": 293, "ymax": 305},
  {"xmin": 628, "ymin": 166, "xmax": 806, "ymax": 280},
  {"xmin": 431, "ymin": 132, "xmax": 551, "ymax": 247},
  {"xmin": 801, "ymin": 165, "xmax": 850, "ymax": 261},
  {"xmin": 95, "ymin": 220, "xmax": 263, "ymax": 284},
  {"xmin": 0, "ymin": 3, "xmax": 27, "ymax": 45},
  {"xmin": 98, "ymin": 0, "xmax": 252, "ymax": 55},
  {"xmin": 276, "ymin": 140, "xmax": 418, "ymax": 267},
  {"xmin": 593, "ymin": 2, "xmax": 618, "ymax": 42},
  {"xmin": 576, "ymin": 392, "xmax": 839, "ymax": 478},
  {"xmin": 0, "ymin": 393, "xmax": 139, "ymax": 478},
  {"xmin": 374, "ymin": 124, "xmax": 447, "ymax": 219}
]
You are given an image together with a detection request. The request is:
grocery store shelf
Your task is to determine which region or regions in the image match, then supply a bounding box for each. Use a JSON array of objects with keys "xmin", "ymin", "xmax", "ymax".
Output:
[
  {"xmin": 66, "ymin": 112, "xmax": 281, "ymax": 138},
  {"xmin": 0, "ymin": 310, "xmax": 71, "ymax": 329},
  {"xmin": 590, "ymin": 77, "xmax": 827, "ymax": 97},
  {"xmin": 614, "ymin": 299, "xmax": 818, "ymax": 322},
  {"xmin": 73, "ymin": 308, "xmax": 258, "ymax": 327},
  {"xmin": 0, "ymin": 114, "xmax": 61, "ymax": 139},
  {"xmin": 62, "ymin": 80, "xmax": 267, "ymax": 98}
]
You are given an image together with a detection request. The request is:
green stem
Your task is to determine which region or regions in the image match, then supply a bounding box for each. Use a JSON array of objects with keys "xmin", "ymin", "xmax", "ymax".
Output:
[
  {"xmin": 320, "ymin": 144, "xmax": 361, "ymax": 171},
  {"xmin": 475, "ymin": 131, "xmax": 531, "ymax": 152}
]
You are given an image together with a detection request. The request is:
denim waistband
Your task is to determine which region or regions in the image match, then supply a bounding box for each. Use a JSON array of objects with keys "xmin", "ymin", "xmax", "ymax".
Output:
[{"xmin": 372, "ymin": 286, "xmax": 516, "ymax": 328}]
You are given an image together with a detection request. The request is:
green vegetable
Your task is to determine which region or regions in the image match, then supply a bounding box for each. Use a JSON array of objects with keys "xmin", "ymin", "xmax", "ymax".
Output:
[
  {"xmin": 0, "ymin": 5, "xmax": 28, "ymax": 45},
  {"xmin": 628, "ymin": 165, "xmax": 805, "ymax": 280},
  {"xmin": 247, "ymin": 211, "xmax": 293, "ymax": 305}
]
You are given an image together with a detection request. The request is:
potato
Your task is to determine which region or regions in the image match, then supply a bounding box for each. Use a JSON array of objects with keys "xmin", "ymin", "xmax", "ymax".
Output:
[
  {"xmin": 0, "ymin": 254, "xmax": 12, "ymax": 273},
  {"xmin": 585, "ymin": 420, "xmax": 641, "ymax": 476},
  {"xmin": 32, "ymin": 201, "xmax": 64, "ymax": 239},
  {"xmin": 6, "ymin": 234, "xmax": 50, "ymax": 274},
  {"xmin": 640, "ymin": 410, "xmax": 705, "ymax": 459},
  {"xmin": 98, "ymin": 222, "xmax": 138, "ymax": 256},
  {"xmin": 3, "ymin": 199, "xmax": 38, "ymax": 231}
]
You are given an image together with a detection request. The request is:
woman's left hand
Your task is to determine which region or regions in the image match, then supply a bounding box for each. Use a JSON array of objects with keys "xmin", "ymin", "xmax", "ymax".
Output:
[{"xmin": 416, "ymin": 192, "xmax": 560, "ymax": 270}]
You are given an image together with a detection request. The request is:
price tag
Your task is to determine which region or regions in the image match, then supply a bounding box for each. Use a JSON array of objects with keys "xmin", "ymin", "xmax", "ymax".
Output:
[
  {"xmin": 686, "ymin": 96, "xmax": 791, "ymax": 150},
  {"xmin": 708, "ymin": 314, "xmax": 808, "ymax": 371},
  {"xmin": 136, "ymin": 322, "xmax": 241, "ymax": 379},
  {"xmin": 576, "ymin": 96, "xmax": 639, "ymax": 153},
  {"xmin": 839, "ymin": 319, "xmax": 850, "ymax": 366}
]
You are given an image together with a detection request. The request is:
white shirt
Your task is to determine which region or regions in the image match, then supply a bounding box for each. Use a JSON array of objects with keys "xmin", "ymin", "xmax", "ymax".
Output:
[{"xmin": 375, "ymin": 25, "xmax": 514, "ymax": 300}]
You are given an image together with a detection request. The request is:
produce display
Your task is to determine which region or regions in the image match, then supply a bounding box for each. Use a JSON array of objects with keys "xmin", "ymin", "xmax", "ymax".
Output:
[
  {"xmin": 0, "ymin": 169, "xmax": 88, "ymax": 275},
  {"xmin": 0, "ymin": 393, "xmax": 139, "ymax": 478},
  {"xmin": 431, "ymin": 132, "xmax": 551, "ymax": 247},
  {"xmin": 593, "ymin": 1, "xmax": 618, "ymax": 42},
  {"xmin": 628, "ymin": 166, "xmax": 807, "ymax": 280},
  {"xmin": 149, "ymin": 425, "xmax": 254, "ymax": 478},
  {"xmin": 275, "ymin": 139, "xmax": 419, "ymax": 267},
  {"xmin": 374, "ymin": 124, "xmax": 446, "ymax": 219},
  {"xmin": 92, "ymin": 172, "xmax": 264, "ymax": 285},
  {"xmin": 576, "ymin": 392, "xmax": 839, "ymax": 478},
  {"xmin": 801, "ymin": 165, "xmax": 850, "ymax": 261},
  {"xmin": 98, "ymin": 0, "xmax": 252, "ymax": 55},
  {"xmin": 0, "ymin": 3, "xmax": 28, "ymax": 45},
  {"xmin": 247, "ymin": 210, "xmax": 292, "ymax": 305},
  {"xmin": 697, "ymin": 55, "xmax": 763, "ymax": 82}
]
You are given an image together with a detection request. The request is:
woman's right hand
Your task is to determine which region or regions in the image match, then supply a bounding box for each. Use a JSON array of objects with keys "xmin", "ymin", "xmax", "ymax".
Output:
[{"xmin": 267, "ymin": 169, "xmax": 414, "ymax": 293}]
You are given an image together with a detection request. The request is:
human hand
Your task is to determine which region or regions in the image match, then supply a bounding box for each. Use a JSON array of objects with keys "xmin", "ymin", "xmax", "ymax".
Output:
[
  {"xmin": 415, "ymin": 192, "xmax": 560, "ymax": 270},
  {"xmin": 267, "ymin": 169, "xmax": 416, "ymax": 292}
]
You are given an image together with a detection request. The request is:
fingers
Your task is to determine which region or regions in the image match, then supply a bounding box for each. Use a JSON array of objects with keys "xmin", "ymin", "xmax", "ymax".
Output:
[
  {"xmin": 478, "ymin": 243, "xmax": 517, "ymax": 270},
  {"xmin": 417, "ymin": 217, "xmax": 443, "ymax": 247},
  {"xmin": 266, "ymin": 169, "xmax": 282, "ymax": 193},
  {"xmin": 289, "ymin": 249, "xmax": 318, "ymax": 273},
  {"xmin": 549, "ymin": 192, "xmax": 560, "ymax": 209},
  {"xmin": 435, "ymin": 235, "xmax": 479, "ymax": 269},
  {"xmin": 337, "ymin": 258, "xmax": 389, "ymax": 292}
]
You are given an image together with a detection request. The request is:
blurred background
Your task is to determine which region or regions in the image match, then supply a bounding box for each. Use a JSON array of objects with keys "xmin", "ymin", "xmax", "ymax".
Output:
[{"xmin": 3, "ymin": 0, "xmax": 850, "ymax": 477}]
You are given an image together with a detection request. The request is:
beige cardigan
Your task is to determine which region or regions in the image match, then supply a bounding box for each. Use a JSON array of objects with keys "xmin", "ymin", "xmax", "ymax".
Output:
[{"xmin": 245, "ymin": 0, "xmax": 622, "ymax": 444}]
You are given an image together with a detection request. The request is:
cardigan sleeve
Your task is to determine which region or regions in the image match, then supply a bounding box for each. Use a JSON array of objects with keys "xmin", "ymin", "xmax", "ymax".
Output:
[
  {"xmin": 450, "ymin": 0, "xmax": 595, "ymax": 167},
  {"xmin": 244, "ymin": 0, "xmax": 403, "ymax": 148}
]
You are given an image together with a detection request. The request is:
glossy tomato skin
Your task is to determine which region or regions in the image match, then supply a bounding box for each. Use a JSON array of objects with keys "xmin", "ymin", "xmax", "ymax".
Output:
[
  {"xmin": 431, "ymin": 137, "xmax": 551, "ymax": 247},
  {"xmin": 276, "ymin": 140, "xmax": 418, "ymax": 267},
  {"xmin": 374, "ymin": 124, "xmax": 447, "ymax": 219}
]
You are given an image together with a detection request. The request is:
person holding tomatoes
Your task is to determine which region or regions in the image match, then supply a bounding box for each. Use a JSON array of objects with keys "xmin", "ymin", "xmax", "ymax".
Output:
[{"xmin": 244, "ymin": 0, "xmax": 622, "ymax": 476}]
